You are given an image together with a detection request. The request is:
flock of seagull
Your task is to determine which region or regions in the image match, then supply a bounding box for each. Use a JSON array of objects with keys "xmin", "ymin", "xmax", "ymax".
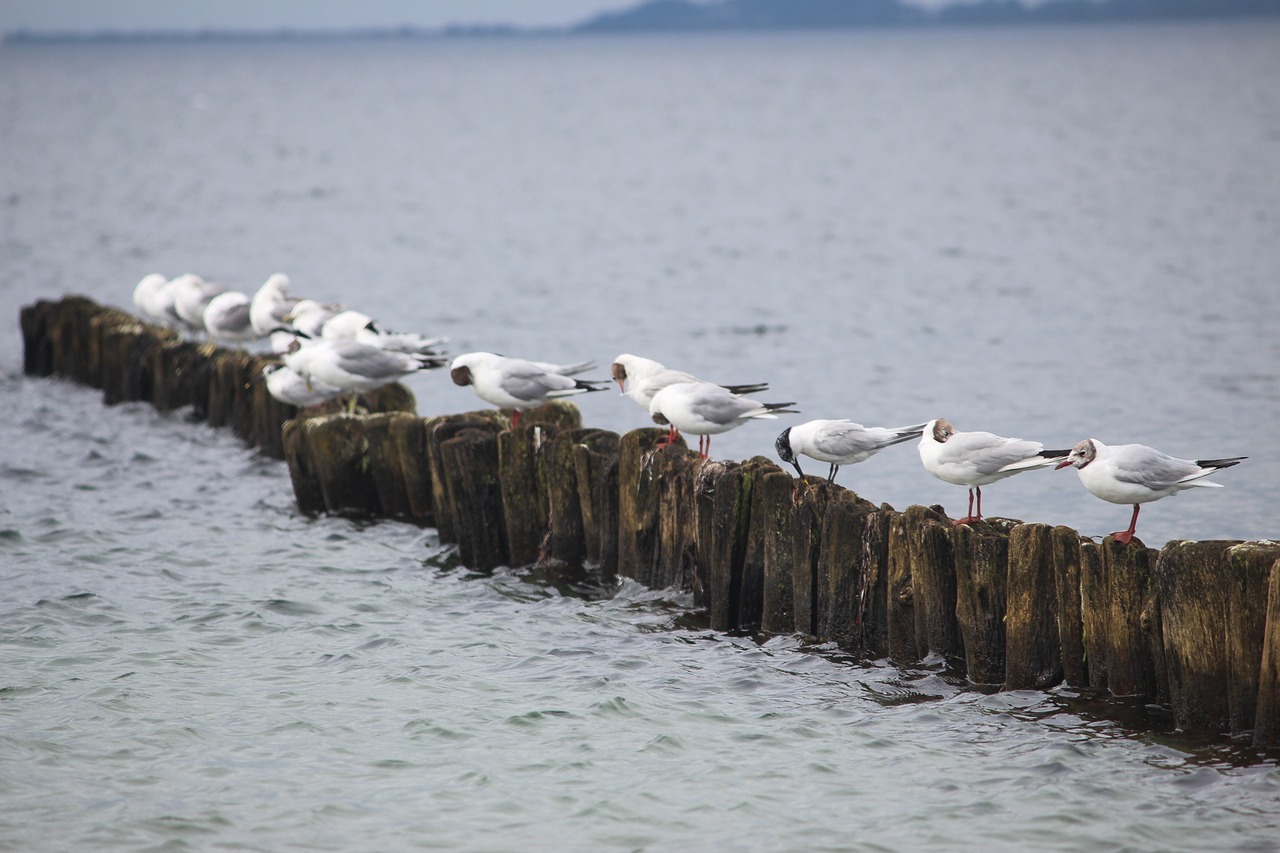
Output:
[{"xmin": 131, "ymin": 272, "xmax": 1246, "ymax": 543}]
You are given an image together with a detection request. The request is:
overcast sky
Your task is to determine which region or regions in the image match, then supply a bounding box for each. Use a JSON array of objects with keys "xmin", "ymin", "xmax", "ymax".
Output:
[{"xmin": 0, "ymin": 0, "xmax": 968, "ymax": 33}]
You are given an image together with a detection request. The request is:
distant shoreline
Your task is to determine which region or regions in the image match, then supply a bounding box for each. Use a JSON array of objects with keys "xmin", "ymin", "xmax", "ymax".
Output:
[{"xmin": 4, "ymin": 0, "xmax": 1279, "ymax": 43}]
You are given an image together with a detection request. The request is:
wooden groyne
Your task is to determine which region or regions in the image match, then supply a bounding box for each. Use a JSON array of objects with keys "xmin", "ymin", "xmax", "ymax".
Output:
[{"xmin": 21, "ymin": 295, "xmax": 1280, "ymax": 750}]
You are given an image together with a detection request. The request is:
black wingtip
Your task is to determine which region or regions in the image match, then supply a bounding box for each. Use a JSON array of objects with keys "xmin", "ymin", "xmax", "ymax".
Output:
[
  {"xmin": 1040, "ymin": 448, "xmax": 1071, "ymax": 459},
  {"xmin": 1197, "ymin": 456, "xmax": 1246, "ymax": 469}
]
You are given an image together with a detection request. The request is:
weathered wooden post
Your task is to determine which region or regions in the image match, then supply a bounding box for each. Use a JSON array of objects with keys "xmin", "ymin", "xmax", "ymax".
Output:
[
  {"xmin": 361, "ymin": 412, "xmax": 422, "ymax": 522},
  {"xmin": 953, "ymin": 521, "xmax": 1011, "ymax": 687},
  {"xmin": 1156, "ymin": 540, "xmax": 1280, "ymax": 735},
  {"xmin": 99, "ymin": 324, "xmax": 162, "ymax": 405},
  {"xmin": 815, "ymin": 488, "xmax": 877, "ymax": 651},
  {"xmin": 542, "ymin": 428, "xmax": 601, "ymax": 570},
  {"xmin": 1050, "ymin": 526, "xmax": 1089, "ymax": 686},
  {"xmin": 696, "ymin": 459, "xmax": 750, "ymax": 630},
  {"xmin": 733, "ymin": 457, "xmax": 786, "ymax": 633},
  {"xmin": 789, "ymin": 482, "xmax": 832, "ymax": 637},
  {"xmin": 282, "ymin": 414, "xmax": 379, "ymax": 516},
  {"xmin": 1101, "ymin": 537, "xmax": 1161, "ymax": 700},
  {"xmin": 438, "ymin": 421, "xmax": 508, "ymax": 571},
  {"xmin": 1255, "ymin": 558, "xmax": 1280, "ymax": 749},
  {"xmin": 424, "ymin": 413, "xmax": 504, "ymax": 545},
  {"xmin": 498, "ymin": 426, "xmax": 545, "ymax": 567},
  {"xmin": 573, "ymin": 430, "xmax": 621, "ymax": 577},
  {"xmin": 48, "ymin": 296, "xmax": 103, "ymax": 385},
  {"xmin": 1005, "ymin": 523, "xmax": 1064, "ymax": 690},
  {"xmin": 1078, "ymin": 539, "xmax": 1109, "ymax": 690},
  {"xmin": 19, "ymin": 300, "xmax": 55, "ymax": 376},
  {"xmin": 760, "ymin": 469, "xmax": 801, "ymax": 634},
  {"xmin": 614, "ymin": 429, "xmax": 672, "ymax": 584},
  {"xmin": 889, "ymin": 504, "xmax": 961, "ymax": 666}
]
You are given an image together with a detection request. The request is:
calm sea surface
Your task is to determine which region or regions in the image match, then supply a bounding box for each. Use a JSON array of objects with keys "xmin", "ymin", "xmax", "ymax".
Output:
[{"xmin": 2, "ymin": 22, "xmax": 1279, "ymax": 851}]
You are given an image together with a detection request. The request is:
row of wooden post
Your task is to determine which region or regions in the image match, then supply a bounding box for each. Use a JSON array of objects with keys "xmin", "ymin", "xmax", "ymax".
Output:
[{"xmin": 20, "ymin": 295, "xmax": 1280, "ymax": 750}]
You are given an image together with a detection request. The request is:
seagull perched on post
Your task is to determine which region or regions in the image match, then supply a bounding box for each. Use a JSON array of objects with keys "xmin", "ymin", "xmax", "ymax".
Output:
[
  {"xmin": 1055, "ymin": 438, "xmax": 1245, "ymax": 544},
  {"xmin": 918, "ymin": 418, "xmax": 1068, "ymax": 525},
  {"xmin": 776, "ymin": 419, "xmax": 927, "ymax": 483}
]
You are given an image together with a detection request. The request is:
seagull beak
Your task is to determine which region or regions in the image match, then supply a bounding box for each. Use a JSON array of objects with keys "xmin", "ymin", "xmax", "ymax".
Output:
[{"xmin": 1055, "ymin": 459, "xmax": 1073, "ymax": 470}]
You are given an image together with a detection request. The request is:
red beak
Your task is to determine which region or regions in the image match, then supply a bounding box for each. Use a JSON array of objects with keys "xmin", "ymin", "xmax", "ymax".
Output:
[{"xmin": 1055, "ymin": 459, "xmax": 1073, "ymax": 470}]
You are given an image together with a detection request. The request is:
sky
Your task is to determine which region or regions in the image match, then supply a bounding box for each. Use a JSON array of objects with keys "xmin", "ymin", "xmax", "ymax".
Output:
[{"xmin": 0, "ymin": 0, "xmax": 971, "ymax": 34}]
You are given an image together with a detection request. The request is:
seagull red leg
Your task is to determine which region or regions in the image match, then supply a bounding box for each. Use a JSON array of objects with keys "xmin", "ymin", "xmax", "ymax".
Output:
[{"xmin": 1112, "ymin": 504, "xmax": 1140, "ymax": 545}]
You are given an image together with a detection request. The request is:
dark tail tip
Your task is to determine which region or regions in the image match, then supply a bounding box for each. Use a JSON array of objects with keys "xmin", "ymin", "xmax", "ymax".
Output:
[
  {"xmin": 1197, "ymin": 456, "xmax": 1246, "ymax": 469},
  {"xmin": 1040, "ymin": 448, "xmax": 1071, "ymax": 459}
]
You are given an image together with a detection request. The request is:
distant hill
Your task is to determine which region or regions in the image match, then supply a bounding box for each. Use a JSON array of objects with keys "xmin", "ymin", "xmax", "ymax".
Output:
[{"xmin": 573, "ymin": 0, "xmax": 1280, "ymax": 33}]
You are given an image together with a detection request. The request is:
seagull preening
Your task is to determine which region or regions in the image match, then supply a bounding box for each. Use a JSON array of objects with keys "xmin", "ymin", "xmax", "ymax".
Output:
[
  {"xmin": 283, "ymin": 335, "xmax": 448, "ymax": 414},
  {"xmin": 257, "ymin": 362, "xmax": 345, "ymax": 409},
  {"xmin": 611, "ymin": 353, "xmax": 769, "ymax": 444},
  {"xmin": 1055, "ymin": 438, "xmax": 1245, "ymax": 544},
  {"xmin": 918, "ymin": 418, "xmax": 1068, "ymax": 525},
  {"xmin": 449, "ymin": 351, "xmax": 607, "ymax": 428},
  {"xmin": 648, "ymin": 381, "xmax": 797, "ymax": 458},
  {"xmin": 776, "ymin": 419, "xmax": 927, "ymax": 483}
]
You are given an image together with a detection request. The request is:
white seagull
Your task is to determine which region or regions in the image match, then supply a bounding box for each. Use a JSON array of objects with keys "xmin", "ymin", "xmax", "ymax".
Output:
[
  {"xmin": 1055, "ymin": 438, "xmax": 1245, "ymax": 544},
  {"xmin": 250, "ymin": 273, "xmax": 301, "ymax": 338},
  {"xmin": 132, "ymin": 273, "xmax": 169, "ymax": 324},
  {"xmin": 611, "ymin": 353, "xmax": 768, "ymax": 442},
  {"xmin": 284, "ymin": 336, "xmax": 447, "ymax": 414},
  {"xmin": 170, "ymin": 274, "xmax": 230, "ymax": 338},
  {"xmin": 776, "ymin": 419, "xmax": 928, "ymax": 483},
  {"xmin": 648, "ymin": 381, "xmax": 797, "ymax": 458},
  {"xmin": 918, "ymin": 418, "xmax": 1068, "ymax": 525},
  {"xmin": 203, "ymin": 290, "xmax": 257, "ymax": 349},
  {"xmin": 449, "ymin": 351, "xmax": 607, "ymax": 427},
  {"xmin": 257, "ymin": 363, "xmax": 344, "ymax": 410}
]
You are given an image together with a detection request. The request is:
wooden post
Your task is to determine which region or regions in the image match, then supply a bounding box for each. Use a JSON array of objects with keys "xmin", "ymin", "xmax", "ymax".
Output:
[
  {"xmin": 735, "ymin": 457, "xmax": 785, "ymax": 633},
  {"xmin": 99, "ymin": 325, "xmax": 163, "ymax": 405},
  {"xmin": 19, "ymin": 300, "xmax": 56, "ymax": 376},
  {"xmin": 1102, "ymin": 537, "xmax": 1161, "ymax": 700},
  {"xmin": 953, "ymin": 522, "xmax": 1010, "ymax": 687},
  {"xmin": 1005, "ymin": 523, "xmax": 1064, "ymax": 690},
  {"xmin": 788, "ymin": 484, "xmax": 832, "ymax": 638},
  {"xmin": 362, "ymin": 412, "xmax": 421, "ymax": 522},
  {"xmin": 439, "ymin": 424, "xmax": 508, "ymax": 571},
  {"xmin": 281, "ymin": 414, "xmax": 379, "ymax": 516},
  {"xmin": 1050, "ymin": 526, "xmax": 1089, "ymax": 687},
  {"xmin": 424, "ymin": 413, "xmax": 505, "ymax": 545},
  {"xmin": 816, "ymin": 488, "xmax": 876, "ymax": 651},
  {"xmin": 573, "ymin": 430, "xmax": 621, "ymax": 578},
  {"xmin": 1226, "ymin": 543, "xmax": 1280, "ymax": 737},
  {"xmin": 1255, "ymin": 558, "xmax": 1280, "ymax": 749},
  {"xmin": 389, "ymin": 414, "xmax": 433, "ymax": 524},
  {"xmin": 542, "ymin": 428, "xmax": 600, "ymax": 570},
  {"xmin": 498, "ymin": 426, "xmax": 546, "ymax": 567},
  {"xmin": 615, "ymin": 428, "xmax": 674, "ymax": 585},
  {"xmin": 760, "ymin": 470, "xmax": 800, "ymax": 635},
  {"xmin": 892, "ymin": 504, "xmax": 961, "ymax": 666},
  {"xmin": 1079, "ymin": 539, "xmax": 1109, "ymax": 690},
  {"xmin": 696, "ymin": 458, "xmax": 767, "ymax": 630}
]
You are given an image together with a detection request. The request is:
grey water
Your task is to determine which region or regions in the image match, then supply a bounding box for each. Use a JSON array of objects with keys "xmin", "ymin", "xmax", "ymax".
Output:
[{"xmin": 2, "ymin": 21, "xmax": 1279, "ymax": 851}]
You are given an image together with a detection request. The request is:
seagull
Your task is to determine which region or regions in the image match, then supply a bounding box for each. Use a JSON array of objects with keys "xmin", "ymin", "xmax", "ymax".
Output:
[
  {"xmin": 257, "ymin": 363, "xmax": 344, "ymax": 410},
  {"xmin": 1055, "ymin": 438, "xmax": 1246, "ymax": 544},
  {"xmin": 285, "ymin": 299, "xmax": 345, "ymax": 338},
  {"xmin": 648, "ymin": 381, "xmax": 797, "ymax": 458},
  {"xmin": 203, "ymin": 290, "xmax": 257, "ymax": 349},
  {"xmin": 283, "ymin": 336, "xmax": 447, "ymax": 414},
  {"xmin": 776, "ymin": 419, "xmax": 928, "ymax": 483},
  {"xmin": 170, "ymin": 274, "xmax": 230, "ymax": 338},
  {"xmin": 250, "ymin": 273, "xmax": 301, "ymax": 338},
  {"xmin": 132, "ymin": 273, "xmax": 169, "ymax": 324},
  {"xmin": 611, "ymin": 353, "xmax": 769, "ymax": 443},
  {"xmin": 918, "ymin": 418, "xmax": 1069, "ymax": 525},
  {"xmin": 449, "ymin": 351, "xmax": 608, "ymax": 427}
]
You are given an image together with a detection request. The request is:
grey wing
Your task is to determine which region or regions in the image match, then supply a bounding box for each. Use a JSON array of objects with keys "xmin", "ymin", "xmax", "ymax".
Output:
[
  {"xmin": 503, "ymin": 361, "xmax": 577, "ymax": 401},
  {"xmin": 811, "ymin": 422, "xmax": 880, "ymax": 457},
  {"xmin": 332, "ymin": 341, "xmax": 416, "ymax": 378},
  {"xmin": 223, "ymin": 302, "xmax": 253, "ymax": 333},
  {"xmin": 689, "ymin": 384, "xmax": 760, "ymax": 425},
  {"xmin": 1110, "ymin": 446, "xmax": 1202, "ymax": 490},
  {"xmin": 948, "ymin": 432, "xmax": 1042, "ymax": 475}
]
